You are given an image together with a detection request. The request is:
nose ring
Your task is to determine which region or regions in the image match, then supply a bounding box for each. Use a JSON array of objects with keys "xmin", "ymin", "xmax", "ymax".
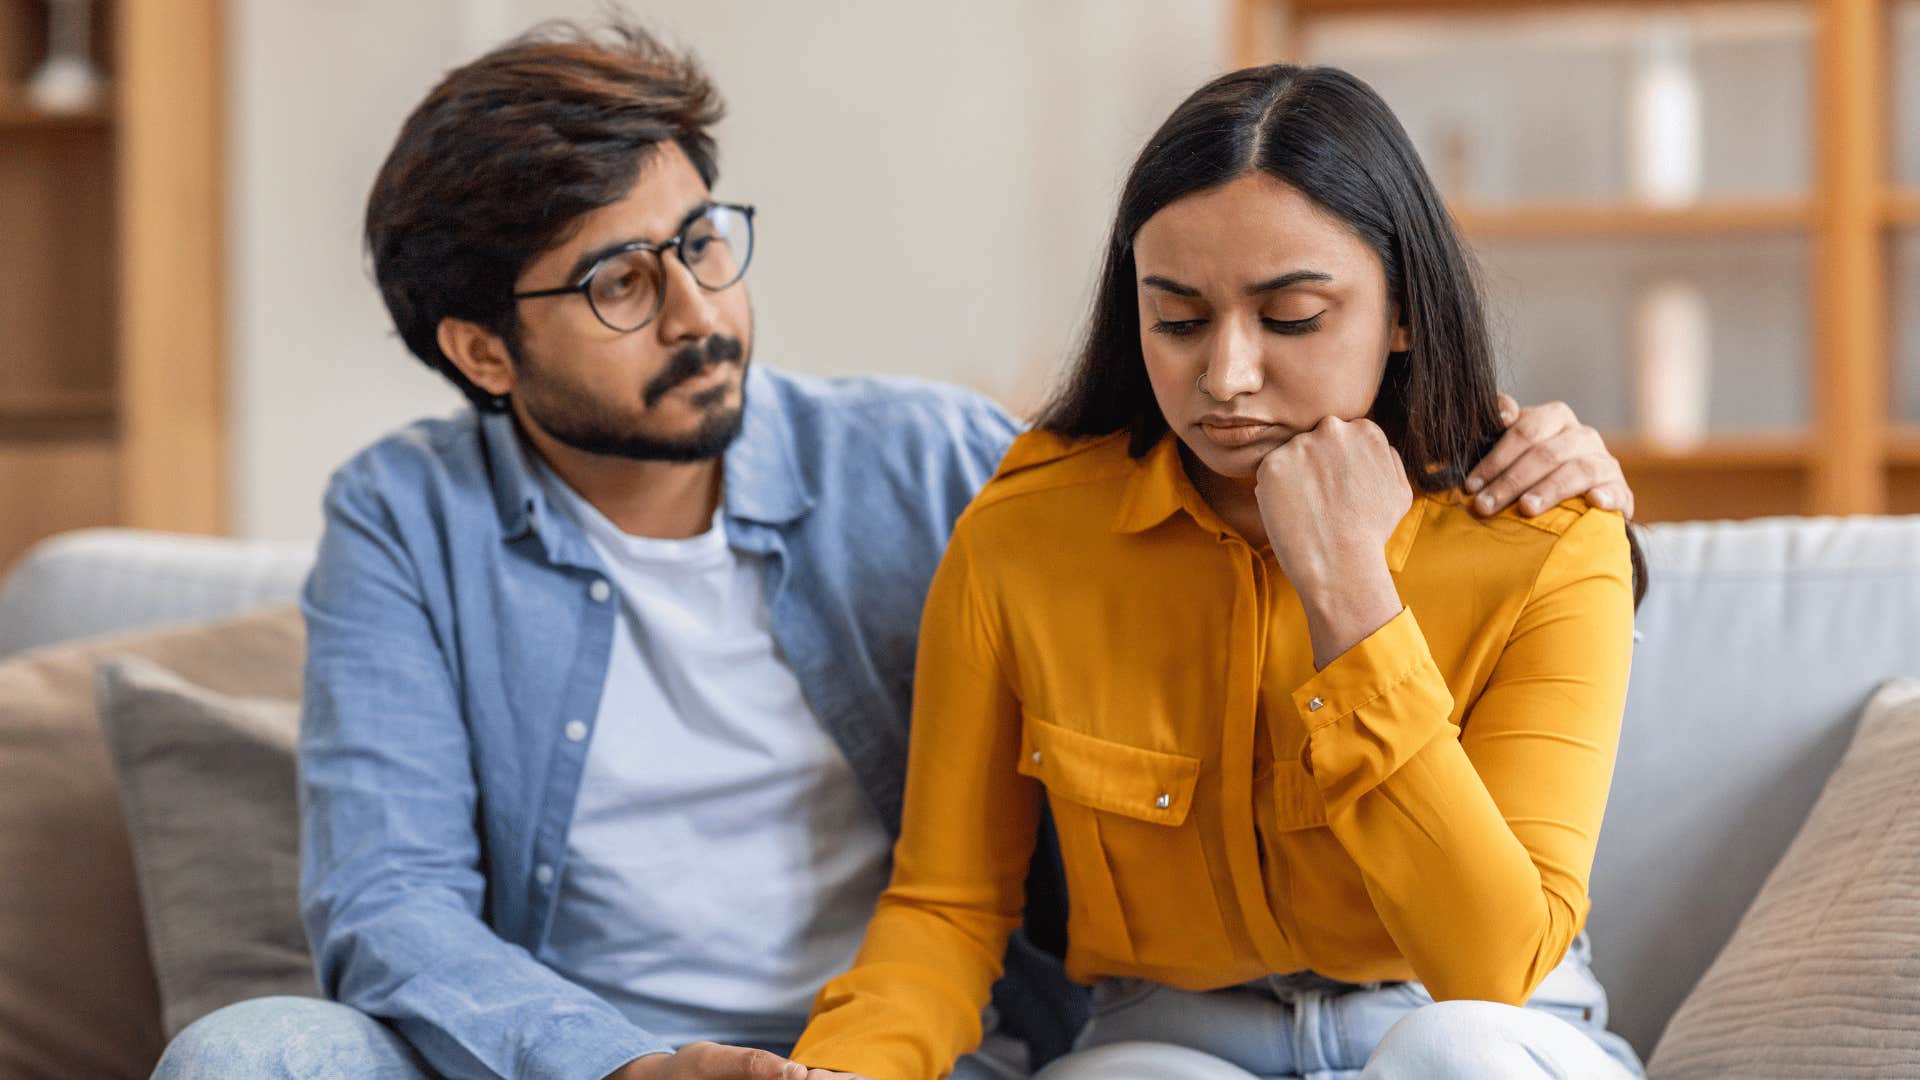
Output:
[{"xmin": 1197, "ymin": 371, "xmax": 1213, "ymax": 398}]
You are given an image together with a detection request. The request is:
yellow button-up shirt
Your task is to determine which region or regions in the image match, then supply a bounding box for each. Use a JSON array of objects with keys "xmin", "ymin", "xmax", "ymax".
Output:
[{"xmin": 793, "ymin": 428, "xmax": 1636, "ymax": 1080}]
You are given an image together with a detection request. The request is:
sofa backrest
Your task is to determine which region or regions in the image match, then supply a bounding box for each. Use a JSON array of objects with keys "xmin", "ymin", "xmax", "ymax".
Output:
[
  {"xmin": 0, "ymin": 529, "xmax": 314, "ymax": 659},
  {"xmin": 1593, "ymin": 514, "xmax": 1920, "ymax": 1058}
]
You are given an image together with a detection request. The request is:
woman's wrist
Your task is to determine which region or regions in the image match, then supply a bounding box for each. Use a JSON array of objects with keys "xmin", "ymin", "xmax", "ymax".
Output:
[{"xmin": 1294, "ymin": 556, "xmax": 1403, "ymax": 670}]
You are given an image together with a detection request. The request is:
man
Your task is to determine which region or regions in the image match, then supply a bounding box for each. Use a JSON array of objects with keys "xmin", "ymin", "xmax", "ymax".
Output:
[{"xmin": 157, "ymin": 22, "xmax": 1635, "ymax": 1080}]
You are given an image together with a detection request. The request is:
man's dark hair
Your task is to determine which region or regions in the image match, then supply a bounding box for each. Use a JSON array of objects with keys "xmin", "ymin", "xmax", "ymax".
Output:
[
  {"xmin": 365, "ymin": 21, "xmax": 724, "ymax": 411},
  {"xmin": 1037, "ymin": 64, "xmax": 1647, "ymax": 606}
]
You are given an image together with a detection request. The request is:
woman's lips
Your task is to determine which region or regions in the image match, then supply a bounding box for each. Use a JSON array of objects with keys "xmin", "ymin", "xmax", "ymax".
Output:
[{"xmin": 1198, "ymin": 420, "xmax": 1285, "ymax": 448}]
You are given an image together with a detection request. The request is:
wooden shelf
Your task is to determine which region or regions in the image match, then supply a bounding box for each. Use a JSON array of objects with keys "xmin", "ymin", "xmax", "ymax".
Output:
[
  {"xmin": 0, "ymin": 389, "xmax": 116, "ymax": 423},
  {"xmin": 1452, "ymin": 198, "xmax": 1812, "ymax": 241},
  {"xmin": 1294, "ymin": 0, "xmax": 1776, "ymax": 17},
  {"xmin": 1887, "ymin": 428, "xmax": 1920, "ymax": 466},
  {"xmin": 1608, "ymin": 434, "xmax": 1814, "ymax": 471},
  {"xmin": 1888, "ymin": 189, "xmax": 1920, "ymax": 229},
  {"xmin": 0, "ymin": 104, "xmax": 111, "ymax": 132}
]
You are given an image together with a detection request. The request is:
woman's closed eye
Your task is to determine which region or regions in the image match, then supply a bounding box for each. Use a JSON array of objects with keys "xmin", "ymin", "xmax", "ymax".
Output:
[{"xmin": 1149, "ymin": 312, "xmax": 1325, "ymax": 338}]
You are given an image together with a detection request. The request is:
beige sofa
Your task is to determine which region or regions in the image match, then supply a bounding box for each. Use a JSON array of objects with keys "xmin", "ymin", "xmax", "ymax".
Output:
[{"xmin": 0, "ymin": 517, "xmax": 1916, "ymax": 1077}]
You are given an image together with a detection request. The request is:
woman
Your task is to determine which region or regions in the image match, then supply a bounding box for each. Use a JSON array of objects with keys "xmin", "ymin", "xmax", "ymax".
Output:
[{"xmin": 791, "ymin": 64, "xmax": 1648, "ymax": 1080}]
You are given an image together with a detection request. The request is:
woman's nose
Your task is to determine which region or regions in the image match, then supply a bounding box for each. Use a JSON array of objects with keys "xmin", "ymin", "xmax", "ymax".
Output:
[{"xmin": 1201, "ymin": 317, "xmax": 1265, "ymax": 399}]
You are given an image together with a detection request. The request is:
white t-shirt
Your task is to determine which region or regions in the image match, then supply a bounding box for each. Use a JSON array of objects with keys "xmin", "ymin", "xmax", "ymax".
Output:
[{"xmin": 532, "ymin": 462, "xmax": 894, "ymax": 1050}]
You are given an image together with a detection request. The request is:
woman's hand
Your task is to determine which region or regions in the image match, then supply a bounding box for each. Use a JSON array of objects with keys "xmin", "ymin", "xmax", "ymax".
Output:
[
  {"xmin": 1255, "ymin": 415, "xmax": 1411, "ymax": 669},
  {"xmin": 608, "ymin": 1044, "xmax": 812, "ymax": 1080},
  {"xmin": 1466, "ymin": 395, "xmax": 1636, "ymax": 520}
]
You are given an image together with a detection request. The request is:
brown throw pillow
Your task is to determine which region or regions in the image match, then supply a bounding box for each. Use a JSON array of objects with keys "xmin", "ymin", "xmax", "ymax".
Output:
[
  {"xmin": 1649, "ymin": 678, "xmax": 1920, "ymax": 1078},
  {"xmin": 0, "ymin": 605, "xmax": 303, "ymax": 1080},
  {"xmin": 96, "ymin": 656, "xmax": 318, "ymax": 1040}
]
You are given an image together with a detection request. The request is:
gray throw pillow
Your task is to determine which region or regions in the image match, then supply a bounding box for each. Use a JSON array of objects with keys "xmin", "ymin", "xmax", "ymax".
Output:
[
  {"xmin": 1648, "ymin": 678, "xmax": 1920, "ymax": 1078},
  {"xmin": 95, "ymin": 655, "xmax": 318, "ymax": 1038}
]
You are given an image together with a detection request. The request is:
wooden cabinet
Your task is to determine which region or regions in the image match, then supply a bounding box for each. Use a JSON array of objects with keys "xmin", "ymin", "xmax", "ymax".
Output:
[
  {"xmin": 0, "ymin": 1, "xmax": 223, "ymax": 573},
  {"xmin": 1233, "ymin": 0, "xmax": 1913, "ymax": 521}
]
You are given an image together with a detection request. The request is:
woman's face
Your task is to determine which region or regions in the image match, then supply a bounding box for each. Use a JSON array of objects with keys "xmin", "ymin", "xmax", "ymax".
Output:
[{"xmin": 1133, "ymin": 171, "xmax": 1409, "ymax": 481}]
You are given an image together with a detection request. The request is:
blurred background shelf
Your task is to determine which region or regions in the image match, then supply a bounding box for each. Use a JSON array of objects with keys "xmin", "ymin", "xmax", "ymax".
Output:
[
  {"xmin": 1608, "ymin": 434, "xmax": 1814, "ymax": 470},
  {"xmin": 0, "ymin": 0, "xmax": 223, "ymax": 572},
  {"xmin": 1887, "ymin": 428, "xmax": 1920, "ymax": 464},
  {"xmin": 1888, "ymin": 189, "xmax": 1920, "ymax": 226},
  {"xmin": 1454, "ymin": 199, "xmax": 1811, "ymax": 240},
  {"xmin": 0, "ymin": 102, "xmax": 109, "ymax": 130},
  {"xmin": 1239, "ymin": 0, "xmax": 1906, "ymax": 522},
  {"xmin": 0, "ymin": 388, "xmax": 117, "ymax": 424}
]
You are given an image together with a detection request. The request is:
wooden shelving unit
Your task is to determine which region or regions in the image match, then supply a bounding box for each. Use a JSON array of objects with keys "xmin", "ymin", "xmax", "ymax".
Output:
[
  {"xmin": 1608, "ymin": 434, "xmax": 1816, "ymax": 471},
  {"xmin": 0, "ymin": 1, "xmax": 225, "ymax": 573},
  {"xmin": 0, "ymin": 102, "xmax": 108, "ymax": 130},
  {"xmin": 1453, "ymin": 199, "xmax": 1812, "ymax": 241},
  {"xmin": 1888, "ymin": 189, "xmax": 1920, "ymax": 227},
  {"xmin": 1234, "ymin": 0, "xmax": 1911, "ymax": 522}
]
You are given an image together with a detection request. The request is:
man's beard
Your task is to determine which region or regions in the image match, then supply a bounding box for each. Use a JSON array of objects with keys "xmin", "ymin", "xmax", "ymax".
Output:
[{"xmin": 511, "ymin": 333, "xmax": 749, "ymax": 463}]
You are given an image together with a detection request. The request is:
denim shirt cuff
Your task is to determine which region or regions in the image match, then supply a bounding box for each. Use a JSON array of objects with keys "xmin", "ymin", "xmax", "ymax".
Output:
[{"xmin": 526, "ymin": 1016, "xmax": 670, "ymax": 1080}]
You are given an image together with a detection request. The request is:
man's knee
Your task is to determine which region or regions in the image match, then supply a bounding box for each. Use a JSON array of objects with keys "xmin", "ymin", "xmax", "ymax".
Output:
[
  {"xmin": 1363, "ymin": 999, "xmax": 1575, "ymax": 1080},
  {"xmin": 154, "ymin": 996, "xmax": 431, "ymax": 1080}
]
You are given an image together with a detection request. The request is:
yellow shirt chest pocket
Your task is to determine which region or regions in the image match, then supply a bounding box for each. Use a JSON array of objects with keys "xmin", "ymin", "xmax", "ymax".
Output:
[{"xmin": 1017, "ymin": 714, "xmax": 1235, "ymax": 971}]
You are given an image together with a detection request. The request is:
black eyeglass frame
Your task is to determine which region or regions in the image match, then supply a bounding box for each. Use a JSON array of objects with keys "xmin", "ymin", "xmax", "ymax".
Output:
[{"xmin": 511, "ymin": 201, "xmax": 757, "ymax": 333}]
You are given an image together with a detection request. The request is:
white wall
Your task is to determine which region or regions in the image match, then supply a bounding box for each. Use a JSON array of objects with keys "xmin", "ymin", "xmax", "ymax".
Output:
[{"xmin": 228, "ymin": 0, "xmax": 1230, "ymax": 540}]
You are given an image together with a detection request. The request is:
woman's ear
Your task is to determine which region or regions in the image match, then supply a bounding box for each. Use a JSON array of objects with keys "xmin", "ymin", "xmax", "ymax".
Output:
[
  {"xmin": 1388, "ymin": 321, "xmax": 1412, "ymax": 353},
  {"xmin": 436, "ymin": 317, "xmax": 517, "ymax": 400}
]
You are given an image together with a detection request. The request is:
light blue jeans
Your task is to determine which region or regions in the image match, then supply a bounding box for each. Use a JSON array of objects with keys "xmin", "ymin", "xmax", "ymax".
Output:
[
  {"xmin": 1034, "ymin": 933, "xmax": 1642, "ymax": 1080},
  {"xmin": 151, "ymin": 996, "xmax": 1029, "ymax": 1080}
]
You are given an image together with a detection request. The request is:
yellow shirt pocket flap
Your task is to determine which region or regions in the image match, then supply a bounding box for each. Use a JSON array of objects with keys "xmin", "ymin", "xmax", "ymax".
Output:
[{"xmin": 1017, "ymin": 716, "xmax": 1200, "ymax": 827}]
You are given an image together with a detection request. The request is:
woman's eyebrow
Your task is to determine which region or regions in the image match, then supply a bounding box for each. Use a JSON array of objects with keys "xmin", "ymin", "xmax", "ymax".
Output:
[
  {"xmin": 1246, "ymin": 270, "xmax": 1334, "ymax": 295},
  {"xmin": 1139, "ymin": 274, "xmax": 1200, "ymax": 297}
]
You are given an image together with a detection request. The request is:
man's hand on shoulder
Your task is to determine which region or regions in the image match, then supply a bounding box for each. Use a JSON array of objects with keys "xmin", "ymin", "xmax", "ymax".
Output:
[{"xmin": 1464, "ymin": 395, "xmax": 1636, "ymax": 520}]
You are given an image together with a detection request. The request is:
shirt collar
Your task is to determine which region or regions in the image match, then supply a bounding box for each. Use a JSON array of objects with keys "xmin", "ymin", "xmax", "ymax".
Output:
[
  {"xmin": 722, "ymin": 365, "xmax": 815, "ymax": 527},
  {"xmin": 483, "ymin": 364, "xmax": 815, "ymax": 559},
  {"xmin": 1111, "ymin": 432, "xmax": 1425, "ymax": 572}
]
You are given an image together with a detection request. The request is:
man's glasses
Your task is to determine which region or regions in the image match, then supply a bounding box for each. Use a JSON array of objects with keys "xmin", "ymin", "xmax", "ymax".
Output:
[{"xmin": 513, "ymin": 202, "xmax": 756, "ymax": 334}]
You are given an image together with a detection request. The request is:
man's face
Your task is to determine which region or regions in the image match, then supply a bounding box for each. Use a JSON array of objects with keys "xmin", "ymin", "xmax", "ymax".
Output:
[{"xmin": 505, "ymin": 142, "xmax": 754, "ymax": 461}]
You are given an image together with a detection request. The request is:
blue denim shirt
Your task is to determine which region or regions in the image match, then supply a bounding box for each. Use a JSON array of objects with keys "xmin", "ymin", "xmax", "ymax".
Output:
[{"xmin": 299, "ymin": 365, "xmax": 1056, "ymax": 1080}]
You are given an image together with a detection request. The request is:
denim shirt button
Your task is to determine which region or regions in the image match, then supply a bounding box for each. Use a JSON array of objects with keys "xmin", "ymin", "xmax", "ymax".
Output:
[
  {"xmin": 564, "ymin": 720, "xmax": 589, "ymax": 742},
  {"xmin": 534, "ymin": 864, "xmax": 554, "ymax": 886},
  {"xmin": 588, "ymin": 579, "xmax": 611, "ymax": 603}
]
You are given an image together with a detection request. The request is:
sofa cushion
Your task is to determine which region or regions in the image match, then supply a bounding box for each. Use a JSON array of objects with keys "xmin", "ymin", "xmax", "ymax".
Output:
[
  {"xmin": 97, "ymin": 656, "xmax": 317, "ymax": 1039},
  {"xmin": 1648, "ymin": 678, "xmax": 1920, "ymax": 1077},
  {"xmin": 0, "ymin": 605, "xmax": 303, "ymax": 1079}
]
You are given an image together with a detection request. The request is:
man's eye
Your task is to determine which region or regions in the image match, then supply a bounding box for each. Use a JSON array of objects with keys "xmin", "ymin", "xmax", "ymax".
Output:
[
  {"xmin": 1150, "ymin": 319, "xmax": 1205, "ymax": 338},
  {"xmin": 596, "ymin": 272, "xmax": 638, "ymax": 299}
]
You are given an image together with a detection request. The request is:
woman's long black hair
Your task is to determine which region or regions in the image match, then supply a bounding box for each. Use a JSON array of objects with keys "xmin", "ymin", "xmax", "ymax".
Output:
[{"xmin": 1037, "ymin": 64, "xmax": 1647, "ymax": 607}]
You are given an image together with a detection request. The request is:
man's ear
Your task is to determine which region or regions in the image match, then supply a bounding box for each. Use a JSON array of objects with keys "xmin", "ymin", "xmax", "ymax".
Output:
[{"xmin": 437, "ymin": 317, "xmax": 517, "ymax": 400}]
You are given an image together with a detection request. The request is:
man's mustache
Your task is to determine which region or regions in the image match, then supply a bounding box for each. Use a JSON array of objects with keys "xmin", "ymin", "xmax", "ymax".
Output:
[{"xmin": 643, "ymin": 335, "xmax": 745, "ymax": 407}]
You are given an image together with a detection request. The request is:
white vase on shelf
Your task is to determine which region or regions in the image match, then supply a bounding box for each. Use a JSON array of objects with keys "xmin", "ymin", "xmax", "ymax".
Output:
[
  {"xmin": 1633, "ymin": 278, "xmax": 1713, "ymax": 450},
  {"xmin": 1626, "ymin": 18, "xmax": 1703, "ymax": 207},
  {"xmin": 26, "ymin": 0, "xmax": 106, "ymax": 115}
]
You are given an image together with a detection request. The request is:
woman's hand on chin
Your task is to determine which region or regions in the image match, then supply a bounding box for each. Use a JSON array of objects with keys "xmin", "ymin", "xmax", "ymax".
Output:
[{"xmin": 1254, "ymin": 414, "xmax": 1411, "ymax": 670}]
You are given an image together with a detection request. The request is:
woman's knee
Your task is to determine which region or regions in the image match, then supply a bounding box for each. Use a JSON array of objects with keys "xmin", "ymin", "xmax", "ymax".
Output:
[
  {"xmin": 1033, "ymin": 1040, "xmax": 1259, "ymax": 1080},
  {"xmin": 154, "ymin": 996, "xmax": 429, "ymax": 1080},
  {"xmin": 1363, "ymin": 998, "xmax": 1627, "ymax": 1080}
]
